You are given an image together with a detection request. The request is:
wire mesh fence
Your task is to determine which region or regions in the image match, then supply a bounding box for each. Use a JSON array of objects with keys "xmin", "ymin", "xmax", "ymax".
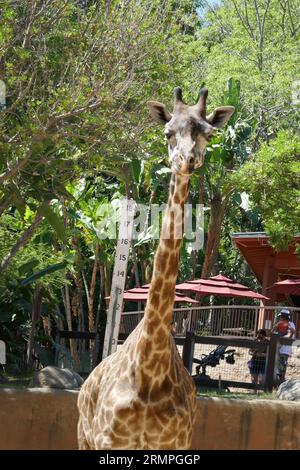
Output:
[
  {"xmin": 177, "ymin": 343, "xmax": 252, "ymax": 383},
  {"xmin": 176, "ymin": 334, "xmax": 300, "ymax": 392},
  {"xmin": 285, "ymin": 343, "xmax": 300, "ymax": 380}
]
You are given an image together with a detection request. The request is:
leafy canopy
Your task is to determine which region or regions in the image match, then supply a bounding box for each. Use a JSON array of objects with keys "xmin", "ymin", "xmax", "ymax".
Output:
[{"xmin": 234, "ymin": 131, "xmax": 300, "ymax": 250}]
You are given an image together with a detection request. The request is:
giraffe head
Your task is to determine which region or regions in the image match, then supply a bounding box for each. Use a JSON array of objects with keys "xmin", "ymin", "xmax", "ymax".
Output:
[{"xmin": 147, "ymin": 87, "xmax": 235, "ymax": 176}]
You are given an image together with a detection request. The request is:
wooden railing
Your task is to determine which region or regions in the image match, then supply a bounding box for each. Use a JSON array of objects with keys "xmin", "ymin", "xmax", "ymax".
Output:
[{"xmin": 120, "ymin": 305, "xmax": 300, "ymax": 338}]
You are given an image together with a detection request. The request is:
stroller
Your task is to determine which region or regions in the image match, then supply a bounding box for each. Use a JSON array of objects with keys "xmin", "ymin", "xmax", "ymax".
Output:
[{"xmin": 192, "ymin": 345, "xmax": 236, "ymax": 391}]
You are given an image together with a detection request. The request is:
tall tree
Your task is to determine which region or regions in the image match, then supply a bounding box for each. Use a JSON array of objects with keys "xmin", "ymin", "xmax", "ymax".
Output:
[{"xmin": 234, "ymin": 131, "xmax": 300, "ymax": 251}]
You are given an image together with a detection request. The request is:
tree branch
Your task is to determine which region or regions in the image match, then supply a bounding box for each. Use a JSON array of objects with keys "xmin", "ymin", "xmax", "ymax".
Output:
[
  {"xmin": 0, "ymin": 212, "xmax": 44, "ymax": 273},
  {"xmin": 231, "ymin": 0, "xmax": 255, "ymax": 40}
]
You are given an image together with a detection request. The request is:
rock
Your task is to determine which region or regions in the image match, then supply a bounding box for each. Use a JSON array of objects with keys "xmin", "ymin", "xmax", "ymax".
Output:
[
  {"xmin": 276, "ymin": 379, "xmax": 300, "ymax": 401},
  {"xmin": 30, "ymin": 366, "xmax": 84, "ymax": 390}
]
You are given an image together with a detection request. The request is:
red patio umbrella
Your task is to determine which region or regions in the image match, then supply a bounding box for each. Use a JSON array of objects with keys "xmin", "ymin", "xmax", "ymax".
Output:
[
  {"xmin": 106, "ymin": 285, "xmax": 199, "ymax": 304},
  {"xmin": 176, "ymin": 274, "xmax": 269, "ymax": 300},
  {"xmin": 267, "ymin": 279, "xmax": 300, "ymax": 296}
]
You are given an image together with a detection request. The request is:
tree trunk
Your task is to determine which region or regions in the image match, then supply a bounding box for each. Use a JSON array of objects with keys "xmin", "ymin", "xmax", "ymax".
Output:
[
  {"xmin": 75, "ymin": 274, "xmax": 85, "ymax": 332},
  {"xmin": 131, "ymin": 243, "xmax": 142, "ymax": 310},
  {"xmin": 71, "ymin": 236, "xmax": 86, "ymax": 333},
  {"xmin": 104, "ymin": 263, "xmax": 111, "ymax": 298},
  {"xmin": 60, "ymin": 200, "xmax": 81, "ymax": 368},
  {"xmin": 191, "ymin": 249, "xmax": 198, "ymax": 279},
  {"xmin": 92, "ymin": 264, "xmax": 105, "ymax": 367},
  {"xmin": 81, "ymin": 270, "xmax": 89, "ymax": 306},
  {"xmin": 26, "ymin": 283, "xmax": 42, "ymax": 369},
  {"xmin": 139, "ymin": 253, "xmax": 146, "ymax": 285},
  {"xmin": 88, "ymin": 244, "xmax": 99, "ymax": 333},
  {"xmin": 61, "ymin": 284, "xmax": 80, "ymax": 369},
  {"xmin": 201, "ymin": 190, "xmax": 231, "ymax": 279},
  {"xmin": 62, "ymin": 285, "xmax": 72, "ymax": 331},
  {"xmin": 98, "ymin": 262, "xmax": 108, "ymax": 330},
  {"xmin": 72, "ymin": 273, "xmax": 85, "ymax": 361},
  {"xmin": 95, "ymin": 264, "xmax": 104, "ymax": 333},
  {"xmin": 190, "ymin": 173, "xmax": 205, "ymax": 280},
  {"xmin": 131, "ymin": 243, "xmax": 140, "ymax": 286},
  {"xmin": 0, "ymin": 213, "xmax": 44, "ymax": 273}
]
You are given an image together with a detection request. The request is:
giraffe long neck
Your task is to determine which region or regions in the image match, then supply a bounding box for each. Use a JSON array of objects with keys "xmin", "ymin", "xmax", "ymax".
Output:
[
  {"xmin": 141, "ymin": 172, "xmax": 190, "ymax": 336},
  {"xmin": 137, "ymin": 174, "xmax": 189, "ymax": 370}
]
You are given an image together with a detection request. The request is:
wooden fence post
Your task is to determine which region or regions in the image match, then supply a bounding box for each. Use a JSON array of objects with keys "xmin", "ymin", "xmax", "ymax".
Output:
[
  {"xmin": 182, "ymin": 331, "xmax": 195, "ymax": 373},
  {"xmin": 265, "ymin": 334, "xmax": 278, "ymax": 392}
]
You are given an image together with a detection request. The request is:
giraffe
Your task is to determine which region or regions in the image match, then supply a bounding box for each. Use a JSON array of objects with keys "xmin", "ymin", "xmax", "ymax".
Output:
[{"xmin": 77, "ymin": 86, "xmax": 234, "ymax": 450}]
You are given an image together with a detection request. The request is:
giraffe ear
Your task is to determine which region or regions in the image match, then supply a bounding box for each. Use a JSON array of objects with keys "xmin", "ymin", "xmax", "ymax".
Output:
[
  {"xmin": 147, "ymin": 101, "xmax": 172, "ymax": 124},
  {"xmin": 206, "ymin": 106, "xmax": 235, "ymax": 128}
]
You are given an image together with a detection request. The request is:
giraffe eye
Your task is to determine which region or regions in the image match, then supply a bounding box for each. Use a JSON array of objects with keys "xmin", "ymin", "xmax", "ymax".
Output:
[{"xmin": 165, "ymin": 131, "xmax": 174, "ymax": 140}]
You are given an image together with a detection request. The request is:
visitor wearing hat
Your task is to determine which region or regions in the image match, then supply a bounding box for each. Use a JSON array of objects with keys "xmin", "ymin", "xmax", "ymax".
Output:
[
  {"xmin": 275, "ymin": 309, "xmax": 291, "ymax": 336},
  {"xmin": 271, "ymin": 308, "xmax": 296, "ymax": 383}
]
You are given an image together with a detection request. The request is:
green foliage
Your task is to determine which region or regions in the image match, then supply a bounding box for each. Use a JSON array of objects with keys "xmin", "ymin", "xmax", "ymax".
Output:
[
  {"xmin": 234, "ymin": 131, "xmax": 300, "ymax": 250},
  {"xmin": 20, "ymin": 262, "xmax": 68, "ymax": 286},
  {"xmin": 195, "ymin": 0, "xmax": 300, "ymax": 138},
  {"xmin": 37, "ymin": 204, "xmax": 67, "ymax": 243}
]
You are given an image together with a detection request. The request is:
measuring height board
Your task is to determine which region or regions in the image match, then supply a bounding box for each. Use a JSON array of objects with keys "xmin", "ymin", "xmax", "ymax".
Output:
[{"xmin": 102, "ymin": 198, "xmax": 136, "ymax": 359}]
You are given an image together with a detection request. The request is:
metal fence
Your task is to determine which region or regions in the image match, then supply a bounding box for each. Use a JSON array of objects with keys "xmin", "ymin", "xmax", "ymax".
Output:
[
  {"xmin": 120, "ymin": 305, "xmax": 300, "ymax": 338},
  {"xmin": 179, "ymin": 333, "xmax": 300, "ymax": 392}
]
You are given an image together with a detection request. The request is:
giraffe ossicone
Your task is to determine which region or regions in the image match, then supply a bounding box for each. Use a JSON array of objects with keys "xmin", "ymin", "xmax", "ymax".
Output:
[{"xmin": 77, "ymin": 87, "xmax": 234, "ymax": 450}]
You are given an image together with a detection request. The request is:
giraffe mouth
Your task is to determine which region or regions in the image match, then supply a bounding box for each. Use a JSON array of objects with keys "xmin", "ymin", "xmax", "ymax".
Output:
[
  {"xmin": 172, "ymin": 162, "xmax": 194, "ymax": 176},
  {"xmin": 173, "ymin": 166, "xmax": 193, "ymax": 177}
]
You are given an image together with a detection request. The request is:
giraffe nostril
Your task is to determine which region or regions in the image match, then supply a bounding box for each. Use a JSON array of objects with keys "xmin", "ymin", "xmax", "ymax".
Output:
[
  {"xmin": 205, "ymin": 128, "xmax": 214, "ymax": 141},
  {"xmin": 189, "ymin": 157, "xmax": 195, "ymax": 164}
]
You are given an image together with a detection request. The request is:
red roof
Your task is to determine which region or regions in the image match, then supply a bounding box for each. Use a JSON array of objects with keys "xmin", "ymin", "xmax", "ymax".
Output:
[
  {"xmin": 176, "ymin": 274, "xmax": 269, "ymax": 300},
  {"xmin": 106, "ymin": 285, "xmax": 198, "ymax": 304},
  {"xmin": 232, "ymin": 234, "xmax": 300, "ymax": 285}
]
